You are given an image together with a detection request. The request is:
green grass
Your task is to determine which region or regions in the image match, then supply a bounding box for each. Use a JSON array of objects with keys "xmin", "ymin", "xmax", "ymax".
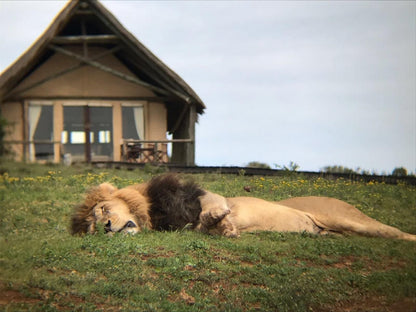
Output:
[{"xmin": 0, "ymin": 161, "xmax": 415, "ymax": 311}]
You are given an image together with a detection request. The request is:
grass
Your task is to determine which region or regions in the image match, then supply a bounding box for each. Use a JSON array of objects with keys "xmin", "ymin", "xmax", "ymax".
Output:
[{"xmin": 0, "ymin": 161, "xmax": 415, "ymax": 311}]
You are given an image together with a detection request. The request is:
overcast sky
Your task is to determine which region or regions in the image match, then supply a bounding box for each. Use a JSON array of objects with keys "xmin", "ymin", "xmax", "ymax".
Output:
[{"xmin": 1, "ymin": 1, "xmax": 415, "ymax": 173}]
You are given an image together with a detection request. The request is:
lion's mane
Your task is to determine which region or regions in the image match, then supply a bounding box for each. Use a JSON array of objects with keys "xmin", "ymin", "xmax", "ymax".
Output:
[{"xmin": 146, "ymin": 174, "xmax": 205, "ymax": 230}]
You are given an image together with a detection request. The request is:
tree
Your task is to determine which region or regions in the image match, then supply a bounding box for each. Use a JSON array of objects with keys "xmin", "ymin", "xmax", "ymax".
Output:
[
  {"xmin": 392, "ymin": 167, "xmax": 408, "ymax": 177},
  {"xmin": 321, "ymin": 165, "xmax": 356, "ymax": 174}
]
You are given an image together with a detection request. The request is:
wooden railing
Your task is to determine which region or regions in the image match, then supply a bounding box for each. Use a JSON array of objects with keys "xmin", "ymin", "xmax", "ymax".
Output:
[
  {"xmin": 4, "ymin": 139, "xmax": 194, "ymax": 164},
  {"xmin": 121, "ymin": 139, "xmax": 193, "ymax": 163}
]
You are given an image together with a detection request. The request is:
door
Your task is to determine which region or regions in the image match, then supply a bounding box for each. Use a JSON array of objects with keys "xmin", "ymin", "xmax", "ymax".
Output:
[{"xmin": 62, "ymin": 104, "xmax": 113, "ymax": 161}]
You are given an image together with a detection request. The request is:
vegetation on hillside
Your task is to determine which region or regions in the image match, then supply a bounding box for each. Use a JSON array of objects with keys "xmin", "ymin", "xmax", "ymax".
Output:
[
  {"xmin": 322, "ymin": 165, "xmax": 414, "ymax": 177},
  {"xmin": 0, "ymin": 162, "xmax": 415, "ymax": 311},
  {"xmin": 246, "ymin": 161, "xmax": 271, "ymax": 169}
]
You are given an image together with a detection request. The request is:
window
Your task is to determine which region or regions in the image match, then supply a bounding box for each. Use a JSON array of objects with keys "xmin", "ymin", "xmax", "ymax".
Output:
[
  {"xmin": 69, "ymin": 131, "xmax": 94, "ymax": 144},
  {"xmin": 61, "ymin": 131, "xmax": 68, "ymax": 144},
  {"xmin": 122, "ymin": 105, "xmax": 144, "ymax": 140},
  {"xmin": 28, "ymin": 103, "xmax": 53, "ymax": 161},
  {"xmin": 99, "ymin": 130, "xmax": 111, "ymax": 143}
]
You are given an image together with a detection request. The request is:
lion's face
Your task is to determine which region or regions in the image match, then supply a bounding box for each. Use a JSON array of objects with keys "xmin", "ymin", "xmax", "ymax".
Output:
[{"xmin": 92, "ymin": 199, "xmax": 140, "ymax": 235}]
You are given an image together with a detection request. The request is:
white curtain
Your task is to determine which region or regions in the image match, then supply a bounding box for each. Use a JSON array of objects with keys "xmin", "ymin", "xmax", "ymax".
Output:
[
  {"xmin": 133, "ymin": 106, "xmax": 144, "ymax": 140},
  {"xmin": 28, "ymin": 105, "xmax": 42, "ymax": 162}
]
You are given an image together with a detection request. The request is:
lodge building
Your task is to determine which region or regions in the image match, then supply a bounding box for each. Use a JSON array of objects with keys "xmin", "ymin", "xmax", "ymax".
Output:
[{"xmin": 0, "ymin": 0, "xmax": 205, "ymax": 165}]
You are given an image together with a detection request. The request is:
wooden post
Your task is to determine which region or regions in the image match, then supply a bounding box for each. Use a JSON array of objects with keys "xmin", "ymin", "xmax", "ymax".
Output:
[
  {"xmin": 84, "ymin": 106, "xmax": 91, "ymax": 163},
  {"xmin": 186, "ymin": 104, "xmax": 196, "ymax": 166},
  {"xmin": 112, "ymin": 102, "xmax": 122, "ymax": 161},
  {"xmin": 171, "ymin": 104, "xmax": 196, "ymax": 165},
  {"xmin": 53, "ymin": 102, "xmax": 63, "ymax": 163},
  {"xmin": 122, "ymin": 141, "xmax": 127, "ymax": 161},
  {"xmin": 22, "ymin": 100, "xmax": 28, "ymax": 162}
]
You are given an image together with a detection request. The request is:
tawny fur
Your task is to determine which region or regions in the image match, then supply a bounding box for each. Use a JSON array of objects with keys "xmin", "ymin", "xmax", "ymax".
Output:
[
  {"xmin": 71, "ymin": 183, "xmax": 116, "ymax": 234},
  {"xmin": 71, "ymin": 174, "xmax": 416, "ymax": 241}
]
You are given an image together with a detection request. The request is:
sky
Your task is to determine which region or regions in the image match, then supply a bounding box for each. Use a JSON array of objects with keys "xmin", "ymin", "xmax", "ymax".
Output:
[{"xmin": 0, "ymin": 1, "xmax": 415, "ymax": 174}]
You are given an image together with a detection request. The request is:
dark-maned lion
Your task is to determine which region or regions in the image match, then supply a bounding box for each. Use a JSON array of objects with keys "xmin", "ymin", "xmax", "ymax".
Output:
[{"xmin": 71, "ymin": 174, "xmax": 416, "ymax": 241}]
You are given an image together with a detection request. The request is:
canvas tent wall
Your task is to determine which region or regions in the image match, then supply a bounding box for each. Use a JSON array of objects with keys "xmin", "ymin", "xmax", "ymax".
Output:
[{"xmin": 0, "ymin": 0, "xmax": 205, "ymax": 165}]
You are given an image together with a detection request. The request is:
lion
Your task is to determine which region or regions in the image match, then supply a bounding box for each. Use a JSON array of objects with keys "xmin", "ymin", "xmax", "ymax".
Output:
[{"xmin": 71, "ymin": 174, "xmax": 416, "ymax": 241}]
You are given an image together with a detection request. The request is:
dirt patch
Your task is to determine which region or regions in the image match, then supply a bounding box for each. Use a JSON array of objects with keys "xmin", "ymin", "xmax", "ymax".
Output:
[
  {"xmin": 167, "ymin": 288, "xmax": 196, "ymax": 306},
  {"xmin": 0, "ymin": 288, "xmax": 40, "ymax": 306},
  {"xmin": 296, "ymin": 255, "xmax": 409, "ymax": 273},
  {"xmin": 137, "ymin": 250, "xmax": 176, "ymax": 261},
  {"xmin": 0, "ymin": 282, "xmax": 124, "ymax": 311},
  {"xmin": 318, "ymin": 296, "xmax": 416, "ymax": 312}
]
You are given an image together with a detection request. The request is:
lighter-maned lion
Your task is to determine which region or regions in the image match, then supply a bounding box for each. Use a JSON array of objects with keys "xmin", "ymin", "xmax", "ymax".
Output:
[{"xmin": 71, "ymin": 174, "xmax": 416, "ymax": 241}]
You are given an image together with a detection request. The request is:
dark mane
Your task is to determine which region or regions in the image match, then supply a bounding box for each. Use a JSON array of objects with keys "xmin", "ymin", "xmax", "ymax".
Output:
[{"xmin": 146, "ymin": 174, "xmax": 205, "ymax": 231}]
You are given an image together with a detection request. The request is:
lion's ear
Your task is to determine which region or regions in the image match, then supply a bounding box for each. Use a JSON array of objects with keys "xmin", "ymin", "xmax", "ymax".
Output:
[
  {"xmin": 84, "ymin": 183, "xmax": 117, "ymax": 208},
  {"xmin": 98, "ymin": 183, "xmax": 117, "ymax": 194},
  {"xmin": 71, "ymin": 204, "xmax": 94, "ymax": 235}
]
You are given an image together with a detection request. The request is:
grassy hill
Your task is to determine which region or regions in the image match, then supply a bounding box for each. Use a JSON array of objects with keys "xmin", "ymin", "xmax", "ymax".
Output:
[{"xmin": 0, "ymin": 162, "xmax": 415, "ymax": 311}]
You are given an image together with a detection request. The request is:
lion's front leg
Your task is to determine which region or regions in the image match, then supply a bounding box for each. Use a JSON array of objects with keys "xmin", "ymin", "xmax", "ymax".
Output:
[
  {"xmin": 198, "ymin": 191, "xmax": 231, "ymax": 228},
  {"xmin": 196, "ymin": 191, "xmax": 240, "ymax": 238},
  {"xmin": 195, "ymin": 213, "xmax": 240, "ymax": 238}
]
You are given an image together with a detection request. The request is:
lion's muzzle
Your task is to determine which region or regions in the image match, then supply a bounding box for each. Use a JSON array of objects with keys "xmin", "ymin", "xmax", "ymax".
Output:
[{"xmin": 105, "ymin": 220, "xmax": 138, "ymax": 234}]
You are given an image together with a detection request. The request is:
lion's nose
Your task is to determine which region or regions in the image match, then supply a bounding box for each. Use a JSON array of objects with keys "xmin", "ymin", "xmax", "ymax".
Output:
[{"xmin": 104, "ymin": 220, "xmax": 112, "ymax": 233}]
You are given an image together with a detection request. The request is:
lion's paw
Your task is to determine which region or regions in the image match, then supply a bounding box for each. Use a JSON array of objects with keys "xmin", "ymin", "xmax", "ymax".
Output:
[
  {"xmin": 213, "ymin": 215, "xmax": 240, "ymax": 238},
  {"xmin": 199, "ymin": 191, "xmax": 231, "ymax": 227},
  {"xmin": 199, "ymin": 206, "xmax": 230, "ymax": 227},
  {"xmin": 223, "ymin": 228, "xmax": 240, "ymax": 238}
]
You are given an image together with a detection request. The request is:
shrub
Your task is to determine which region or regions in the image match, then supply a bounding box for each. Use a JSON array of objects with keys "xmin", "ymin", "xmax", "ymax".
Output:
[
  {"xmin": 246, "ymin": 161, "xmax": 271, "ymax": 169},
  {"xmin": 321, "ymin": 165, "xmax": 356, "ymax": 174},
  {"xmin": 275, "ymin": 161, "xmax": 300, "ymax": 172},
  {"xmin": 392, "ymin": 167, "xmax": 408, "ymax": 177}
]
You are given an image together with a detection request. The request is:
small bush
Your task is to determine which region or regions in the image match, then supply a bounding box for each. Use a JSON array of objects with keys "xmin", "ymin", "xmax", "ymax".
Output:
[
  {"xmin": 321, "ymin": 165, "xmax": 357, "ymax": 174},
  {"xmin": 246, "ymin": 161, "xmax": 271, "ymax": 169},
  {"xmin": 392, "ymin": 167, "xmax": 408, "ymax": 177}
]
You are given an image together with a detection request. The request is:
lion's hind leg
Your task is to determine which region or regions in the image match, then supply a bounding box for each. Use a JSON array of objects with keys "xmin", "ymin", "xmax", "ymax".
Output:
[{"xmin": 279, "ymin": 196, "xmax": 416, "ymax": 241}]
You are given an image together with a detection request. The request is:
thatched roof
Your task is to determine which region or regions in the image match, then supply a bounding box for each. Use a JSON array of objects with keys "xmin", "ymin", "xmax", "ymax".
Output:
[{"xmin": 0, "ymin": 0, "xmax": 205, "ymax": 115}]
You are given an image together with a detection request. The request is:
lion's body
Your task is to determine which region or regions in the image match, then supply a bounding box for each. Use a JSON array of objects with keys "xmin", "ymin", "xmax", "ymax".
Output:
[
  {"xmin": 71, "ymin": 174, "xmax": 416, "ymax": 241},
  {"xmin": 225, "ymin": 197, "xmax": 320, "ymax": 233}
]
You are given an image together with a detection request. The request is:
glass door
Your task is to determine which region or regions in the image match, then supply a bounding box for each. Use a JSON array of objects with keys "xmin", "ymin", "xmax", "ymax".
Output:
[
  {"xmin": 90, "ymin": 106, "xmax": 113, "ymax": 160},
  {"xmin": 62, "ymin": 104, "xmax": 113, "ymax": 161}
]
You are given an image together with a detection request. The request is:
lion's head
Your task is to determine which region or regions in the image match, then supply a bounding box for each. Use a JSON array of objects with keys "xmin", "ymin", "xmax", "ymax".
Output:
[
  {"xmin": 71, "ymin": 174, "xmax": 205, "ymax": 235},
  {"xmin": 71, "ymin": 183, "xmax": 151, "ymax": 235}
]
